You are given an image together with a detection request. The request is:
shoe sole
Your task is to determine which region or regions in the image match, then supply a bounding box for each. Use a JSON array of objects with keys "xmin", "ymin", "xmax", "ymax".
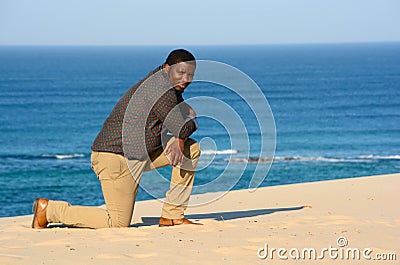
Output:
[
  {"xmin": 31, "ymin": 198, "xmax": 39, "ymax": 228},
  {"xmin": 159, "ymin": 221, "xmax": 203, "ymax": 227}
]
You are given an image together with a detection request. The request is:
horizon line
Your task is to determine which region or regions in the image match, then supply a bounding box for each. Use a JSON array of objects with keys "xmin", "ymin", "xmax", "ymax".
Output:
[{"xmin": 1, "ymin": 40, "xmax": 400, "ymax": 47}]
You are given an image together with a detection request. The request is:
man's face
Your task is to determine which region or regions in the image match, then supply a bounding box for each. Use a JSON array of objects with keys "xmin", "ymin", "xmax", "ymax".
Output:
[{"xmin": 165, "ymin": 62, "xmax": 195, "ymax": 92}]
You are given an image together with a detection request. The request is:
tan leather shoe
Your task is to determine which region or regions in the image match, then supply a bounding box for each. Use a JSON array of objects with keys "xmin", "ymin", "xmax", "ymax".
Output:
[
  {"xmin": 31, "ymin": 198, "xmax": 49, "ymax": 229},
  {"xmin": 159, "ymin": 217, "xmax": 203, "ymax": 227}
]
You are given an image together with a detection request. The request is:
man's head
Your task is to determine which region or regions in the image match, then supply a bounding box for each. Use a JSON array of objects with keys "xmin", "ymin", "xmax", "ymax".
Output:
[{"xmin": 164, "ymin": 49, "xmax": 196, "ymax": 92}]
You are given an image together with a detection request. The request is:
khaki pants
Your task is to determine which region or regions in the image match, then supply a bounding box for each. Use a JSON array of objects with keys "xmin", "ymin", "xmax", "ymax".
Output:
[{"xmin": 46, "ymin": 137, "xmax": 200, "ymax": 228}]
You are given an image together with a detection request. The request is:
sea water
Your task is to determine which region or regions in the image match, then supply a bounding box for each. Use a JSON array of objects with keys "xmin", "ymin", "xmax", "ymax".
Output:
[{"xmin": 0, "ymin": 43, "xmax": 399, "ymax": 217}]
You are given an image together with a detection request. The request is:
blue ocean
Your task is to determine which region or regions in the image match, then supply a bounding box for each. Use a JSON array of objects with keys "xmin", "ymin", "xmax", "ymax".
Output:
[{"xmin": 1, "ymin": 43, "xmax": 399, "ymax": 217}]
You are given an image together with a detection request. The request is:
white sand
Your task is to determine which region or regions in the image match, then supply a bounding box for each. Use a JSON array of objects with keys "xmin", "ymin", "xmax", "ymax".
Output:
[{"xmin": 0, "ymin": 173, "xmax": 399, "ymax": 264}]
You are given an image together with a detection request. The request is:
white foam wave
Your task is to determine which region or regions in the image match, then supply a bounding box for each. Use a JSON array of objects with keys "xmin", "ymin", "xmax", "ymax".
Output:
[
  {"xmin": 41, "ymin": 153, "xmax": 85, "ymax": 160},
  {"xmin": 227, "ymin": 154, "xmax": 400, "ymax": 163},
  {"xmin": 278, "ymin": 156, "xmax": 356, "ymax": 162},
  {"xmin": 201, "ymin": 149, "xmax": 238, "ymax": 155},
  {"xmin": 357, "ymin": 155, "xmax": 400, "ymax": 160}
]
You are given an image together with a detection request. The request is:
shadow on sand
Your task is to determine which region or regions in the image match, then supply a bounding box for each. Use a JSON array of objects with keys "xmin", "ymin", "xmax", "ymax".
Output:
[
  {"xmin": 45, "ymin": 206, "xmax": 307, "ymax": 228},
  {"xmin": 135, "ymin": 205, "xmax": 306, "ymax": 227}
]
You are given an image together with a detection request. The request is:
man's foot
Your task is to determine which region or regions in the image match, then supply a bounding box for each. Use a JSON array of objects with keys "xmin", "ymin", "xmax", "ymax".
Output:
[
  {"xmin": 159, "ymin": 217, "xmax": 203, "ymax": 227},
  {"xmin": 31, "ymin": 198, "xmax": 49, "ymax": 229}
]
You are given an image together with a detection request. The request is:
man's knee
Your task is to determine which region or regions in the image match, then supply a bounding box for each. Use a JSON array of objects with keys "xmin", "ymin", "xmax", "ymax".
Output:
[
  {"xmin": 108, "ymin": 212, "xmax": 132, "ymax": 228},
  {"xmin": 109, "ymin": 219, "xmax": 131, "ymax": 228}
]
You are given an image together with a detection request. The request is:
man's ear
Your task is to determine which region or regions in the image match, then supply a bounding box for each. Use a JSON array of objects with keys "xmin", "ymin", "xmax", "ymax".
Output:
[{"xmin": 164, "ymin": 63, "xmax": 170, "ymax": 73}]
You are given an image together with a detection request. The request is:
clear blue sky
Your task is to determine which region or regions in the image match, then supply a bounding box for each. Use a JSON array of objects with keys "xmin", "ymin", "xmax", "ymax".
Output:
[{"xmin": 0, "ymin": 0, "xmax": 399, "ymax": 45}]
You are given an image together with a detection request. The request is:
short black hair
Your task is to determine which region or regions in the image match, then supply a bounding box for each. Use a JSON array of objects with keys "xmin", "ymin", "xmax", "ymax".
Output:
[{"xmin": 165, "ymin": 49, "xmax": 196, "ymax": 66}]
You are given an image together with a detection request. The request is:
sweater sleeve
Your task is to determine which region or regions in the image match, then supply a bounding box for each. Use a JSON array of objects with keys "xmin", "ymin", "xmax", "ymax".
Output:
[{"xmin": 153, "ymin": 89, "xmax": 197, "ymax": 139}]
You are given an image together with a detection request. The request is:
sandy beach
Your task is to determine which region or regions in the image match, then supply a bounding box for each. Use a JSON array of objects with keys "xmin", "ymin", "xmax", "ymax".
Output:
[{"xmin": 0, "ymin": 173, "xmax": 398, "ymax": 264}]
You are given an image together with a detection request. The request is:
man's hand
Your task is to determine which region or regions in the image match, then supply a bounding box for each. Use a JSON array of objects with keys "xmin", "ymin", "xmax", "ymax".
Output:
[{"xmin": 165, "ymin": 138, "xmax": 185, "ymax": 167}]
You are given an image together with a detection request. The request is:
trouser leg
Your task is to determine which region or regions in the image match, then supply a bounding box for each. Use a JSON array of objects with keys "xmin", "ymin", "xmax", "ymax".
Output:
[
  {"xmin": 145, "ymin": 137, "xmax": 201, "ymax": 219},
  {"xmin": 46, "ymin": 151, "xmax": 146, "ymax": 228},
  {"xmin": 46, "ymin": 200, "xmax": 110, "ymax": 229}
]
